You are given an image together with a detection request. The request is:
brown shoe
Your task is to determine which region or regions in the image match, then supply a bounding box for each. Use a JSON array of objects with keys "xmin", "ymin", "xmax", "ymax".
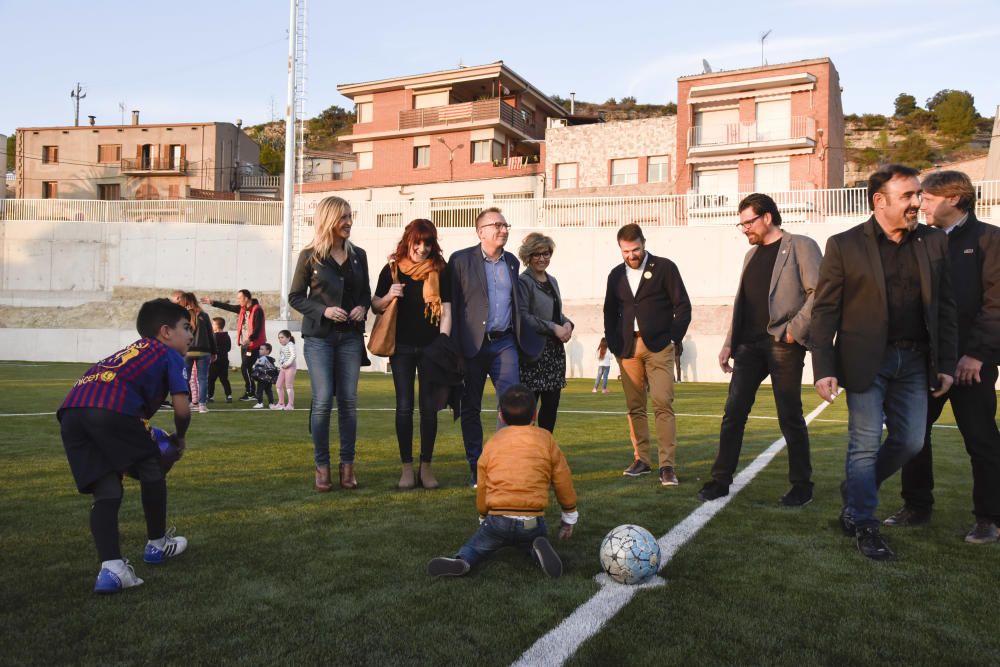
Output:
[
  {"xmin": 883, "ymin": 506, "xmax": 931, "ymax": 527},
  {"xmin": 398, "ymin": 463, "xmax": 416, "ymax": 490},
  {"xmin": 659, "ymin": 466, "xmax": 679, "ymax": 486},
  {"xmin": 418, "ymin": 462, "xmax": 440, "ymax": 490},
  {"xmin": 339, "ymin": 462, "xmax": 358, "ymax": 490},
  {"xmin": 314, "ymin": 465, "xmax": 332, "ymax": 493}
]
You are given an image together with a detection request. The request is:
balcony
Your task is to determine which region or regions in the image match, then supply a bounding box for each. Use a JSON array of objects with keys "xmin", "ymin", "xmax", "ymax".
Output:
[
  {"xmin": 688, "ymin": 116, "xmax": 816, "ymax": 157},
  {"xmin": 398, "ymin": 99, "xmax": 543, "ymax": 140},
  {"xmin": 121, "ymin": 157, "xmax": 188, "ymax": 175}
]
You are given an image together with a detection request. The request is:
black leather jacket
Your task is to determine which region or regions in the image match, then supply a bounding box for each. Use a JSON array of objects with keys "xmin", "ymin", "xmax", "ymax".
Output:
[{"xmin": 288, "ymin": 242, "xmax": 371, "ymax": 338}]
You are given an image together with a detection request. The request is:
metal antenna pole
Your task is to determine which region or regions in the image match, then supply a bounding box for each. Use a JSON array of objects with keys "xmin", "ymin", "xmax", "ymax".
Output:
[
  {"xmin": 760, "ymin": 30, "xmax": 772, "ymax": 66},
  {"xmin": 279, "ymin": 0, "xmax": 298, "ymax": 321},
  {"xmin": 70, "ymin": 83, "xmax": 86, "ymax": 126}
]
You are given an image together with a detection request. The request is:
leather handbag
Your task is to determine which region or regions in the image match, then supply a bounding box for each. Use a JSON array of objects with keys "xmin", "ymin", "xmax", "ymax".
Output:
[{"xmin": 367, "ymin": 263, "xmax": 400, "ymax": 357}]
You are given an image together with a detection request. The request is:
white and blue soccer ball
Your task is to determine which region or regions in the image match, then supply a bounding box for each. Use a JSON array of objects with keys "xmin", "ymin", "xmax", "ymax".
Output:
[{"xmin": 599, "ymin": 524, "xmax": 660, "ymax": 585}]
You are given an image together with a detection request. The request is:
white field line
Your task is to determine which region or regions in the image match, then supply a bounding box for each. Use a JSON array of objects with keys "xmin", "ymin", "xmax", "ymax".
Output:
[{"xmin": 512, "ymin": 399, "xmax": 834, "ymax": 667}]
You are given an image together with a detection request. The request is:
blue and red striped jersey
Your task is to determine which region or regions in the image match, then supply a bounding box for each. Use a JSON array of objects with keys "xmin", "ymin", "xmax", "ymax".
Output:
[{"xmin": 59, "ymin": 338, "xmax": 189, "ymax": 419}]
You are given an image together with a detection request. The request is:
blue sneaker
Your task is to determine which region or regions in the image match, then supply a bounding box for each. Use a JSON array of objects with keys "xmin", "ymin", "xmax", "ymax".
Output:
[
  {"xmin": 143, "ymin": 528, "xmax": 188, "ymax": 564},
  {"xmin": 94, "ymin": 559, "xmax": 144, "ymax": 594}
]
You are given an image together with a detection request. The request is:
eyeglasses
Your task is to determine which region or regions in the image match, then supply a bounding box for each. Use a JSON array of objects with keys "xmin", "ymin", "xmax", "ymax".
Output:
[
  {"xmin": 478, "ymin": 222, "xmax": 511, "ymax": 232},
  {"xmin": 530, "ymin": 251, "xmax": 552, "ymax": 259},
  {"xmin": 736, "ymin": 214, "xmax": 763, "ymax": 230}
]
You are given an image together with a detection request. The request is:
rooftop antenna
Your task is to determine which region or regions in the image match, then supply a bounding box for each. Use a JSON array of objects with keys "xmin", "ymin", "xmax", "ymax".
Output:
[
  {"xmin": 760, "ymin": 29, "xmax": 772, "ymax": 66},
  {"xmin": 70, "ymin": 82, "xmax": 87, "ymax": 126},
  {"xmin": 118, "ymin": 101, "xmax": 126, "ymax": 126},
  {"xmin": 702, "ymin": 59, "xmax": 713, "ymax": 74}
]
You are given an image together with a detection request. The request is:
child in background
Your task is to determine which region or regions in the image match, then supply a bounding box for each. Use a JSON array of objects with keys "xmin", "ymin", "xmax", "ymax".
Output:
[
  {"xmin": 251, "ymin": 343, "xmax": 279, "ymax": 409},
  {"xmin": 58, "ymin": 298, "xmax": 192, "ymax": 594},
  {"xmin": 272, "ymin": 330, "xmax": 297, "ymax": 411},
  {"xmin": 428, "ymin": 384, "xmax": 578, "ymax": 579},
  {"xmin": 208, "ymin": 317, "xmax": 233, "ymax": 403},
  {"xmin": 594, "ymin": 337, "xmax": 612, "ymax": 394}
]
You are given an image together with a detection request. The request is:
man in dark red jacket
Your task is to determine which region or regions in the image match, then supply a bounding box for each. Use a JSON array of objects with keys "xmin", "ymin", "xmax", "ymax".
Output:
[{"xmin": 202, "ymin": 290, "xmax": 266, "ymax": 400}]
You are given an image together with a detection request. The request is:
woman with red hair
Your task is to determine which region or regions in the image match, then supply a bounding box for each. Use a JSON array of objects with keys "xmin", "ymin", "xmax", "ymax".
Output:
[{"xmin": 371, "ymin": 219, "xmax": 452, "ymax": 490}]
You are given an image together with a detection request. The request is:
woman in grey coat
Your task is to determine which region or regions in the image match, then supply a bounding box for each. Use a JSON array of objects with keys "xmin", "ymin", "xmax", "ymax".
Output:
[{"xmin": 517, "ymin": 232, "xmax": 573, "ymax": 432}]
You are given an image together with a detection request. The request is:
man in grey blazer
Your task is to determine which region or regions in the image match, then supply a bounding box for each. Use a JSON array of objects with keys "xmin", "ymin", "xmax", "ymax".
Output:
[
  {"xmin": 698, "ymin": 194, "xmax": 822, "ymax": 507},
  {"xmin": 449, "ymin": 208, "xmax": 543, "ymax": 486}
]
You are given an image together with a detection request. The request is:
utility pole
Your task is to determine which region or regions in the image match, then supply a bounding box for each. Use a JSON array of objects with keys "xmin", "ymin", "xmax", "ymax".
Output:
[{"xmin": 70, "ymin": 83, "xmax": 86, "ymax": 126}]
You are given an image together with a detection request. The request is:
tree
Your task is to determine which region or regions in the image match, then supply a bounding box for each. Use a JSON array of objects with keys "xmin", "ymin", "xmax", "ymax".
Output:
[
  {"xmin": 604, "ymin": 97, "xmax": 617, "ymax": 106},
  {"xmin": 258, "ymin": 142, "xmax": 284, "ymax": 175},
  {"xmin": 926, "ymin": 89, "xmax": 975, "ymax": 112},
  {"xmin": 933, "ymin": 90, "xmax": 978, "ymax": 143},
  {"xmin": 893, "ymin": 93, "xmax": 918, "ymax": 117},
  {"xmin": 892, "ymin": 131, "xmax": 933, "ymax": 169},
  {"xmin": 5, "ymin": 134, "xmax": 13, "ymax": 171}
]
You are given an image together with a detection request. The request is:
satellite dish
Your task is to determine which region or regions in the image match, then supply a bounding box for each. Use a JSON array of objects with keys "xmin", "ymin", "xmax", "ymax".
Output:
[{"xmin": 702, "ymin": 59, "xmax": 713, "ymax": 74}]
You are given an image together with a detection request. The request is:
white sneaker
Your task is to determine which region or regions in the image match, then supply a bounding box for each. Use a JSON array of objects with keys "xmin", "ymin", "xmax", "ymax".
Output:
[
  {"xmin": 269, "ymin": 404, "xmax": 284, "ymax": 410},
  {"xmin": 253, "ymin": 403, "xmax": 264, "ymax": 409},
  {"xmin": 144, "ymin": 527, "xmax": 188, "ymax": 564},
  {"xmin": 198, "ymin": 404, "xmax": 208, "ymax": 413},
  {"xmin": 94, "ymin": 559, "xmax": 144, "ymax": 594}
]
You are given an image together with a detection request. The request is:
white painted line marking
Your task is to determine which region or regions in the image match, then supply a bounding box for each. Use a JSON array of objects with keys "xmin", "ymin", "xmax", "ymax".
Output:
[{"xmin": 511, "ymin": 399, "xmax": 833, "ymax": 667}]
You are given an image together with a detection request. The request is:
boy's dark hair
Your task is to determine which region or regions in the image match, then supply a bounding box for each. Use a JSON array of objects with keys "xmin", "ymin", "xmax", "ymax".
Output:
[
  {"xmin": 212, "ymin": 317, "xmax": 226, "ymax": 328},
  {"xmin": 616, "ymin": 223, "xmax": 645, "ymax": 244},
  {"xmin": 867, "ymin": 163, "xmax": 920, "ymax": 210},
  {"xmin": 238, "ymin": 289, "xmax": 252, "ymax": 300},
  {"xmin": 136, "ymin": 298, "xmax": 189, "ymax": 339},
  {"xmin": 260, "ymin": 343, "xmax": 272, "ymax": 354},
  {"xmin": 499, "ymin": 384, "xmax": 535, "ymax": 426},
  {"xmin": 738, "ymin": 193, "xmax": 783, "ymax": 227}
]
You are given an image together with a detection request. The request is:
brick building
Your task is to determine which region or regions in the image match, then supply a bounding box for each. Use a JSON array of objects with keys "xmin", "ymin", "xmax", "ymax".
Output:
[
  {"xmin": 675, "ymin": 58, "xmax": 844, "ymax": 205},
  {"xmin": 299, "ymin": 61, "xmax": 567, "ymax": 214},
  {"xmin": 544, "ymin": 116, "xmax": 677, "ymax": 197},
  {"xmin": 14, "ymin": 113, "xmax": 260, "ymax": 200}
]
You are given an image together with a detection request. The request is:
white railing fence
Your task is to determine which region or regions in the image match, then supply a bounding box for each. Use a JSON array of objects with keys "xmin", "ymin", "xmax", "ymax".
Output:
[{"xmin": 4, "ymin": 181, "xmax": 998, "ymax": 228}]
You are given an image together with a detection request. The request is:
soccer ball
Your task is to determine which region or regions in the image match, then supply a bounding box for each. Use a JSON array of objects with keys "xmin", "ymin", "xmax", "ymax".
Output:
[{"xmin": 599, "ymin": 524, "xmax": 660, "ymax": 585}]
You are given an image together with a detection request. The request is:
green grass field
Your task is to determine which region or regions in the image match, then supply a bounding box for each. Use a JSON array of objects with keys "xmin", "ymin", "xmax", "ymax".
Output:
[{"xmin": 2, "ymin": 361, "xmax": 997, "ymax": 666}]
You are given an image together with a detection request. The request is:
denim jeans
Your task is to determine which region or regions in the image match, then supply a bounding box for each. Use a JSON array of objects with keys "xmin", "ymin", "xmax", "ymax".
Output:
[
  {"xmin": 186, "ymin": 356, "xmax": 210, "ymax": 406},
  {"xmin": 845, "ymin": 347, "xmax": 928, "ymax": 528},
  {"xmin": 390, "ymin": 343, "xmax": 438, "ymax": 464},
  {"xmin": 594, "ymin": 366, "xmax": 610, "ymax": 390},
  {"xmin": 303, "ymin": 331, "xmax": 363, "ymax": 466},
  {"xmin": 712, "ymin": 339, "xmax": 812, "ymax": 488},
  {"xmin": 456, "ymin": 515, "xmax": 549, "ymax": 567},
  {"xmin": 461, "ymin": 333, "xmax": 520, "ymax": 467}
]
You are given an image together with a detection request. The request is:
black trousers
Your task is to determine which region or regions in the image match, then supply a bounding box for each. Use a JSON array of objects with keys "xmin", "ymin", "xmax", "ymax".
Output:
[
  {"xmin": 207, "ymin": 358, "xmax": 232, "ymax": 398},
  {"xmin": 711, "ymin": 338, "xmax": 812, "ymax": 488},
  {"xmin": 390, "ymin": 343, "xmax": 438, "ymax": 463},
  {"xmin": 901, "ymin": 363, "xmax": 1000, "ymax": 521},
  {"xmin": 240, "ymin": 346, "xmax": 259, "ymax": 397},
  {"xmin": 255, "ymin": 380, "xmax": 273, "ymax": 405},
  {"xmin": 534, "ymin": 389, "xmax": 561, "ymax": 433}
]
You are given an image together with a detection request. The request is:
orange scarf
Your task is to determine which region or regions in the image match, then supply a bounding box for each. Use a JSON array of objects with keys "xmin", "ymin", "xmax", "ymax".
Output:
[{"xmin": 395, "ymin": 257, "xmax": 442, "ymax": 325}]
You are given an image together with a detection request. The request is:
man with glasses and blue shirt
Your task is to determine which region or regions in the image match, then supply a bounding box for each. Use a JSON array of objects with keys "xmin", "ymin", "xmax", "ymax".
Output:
[
  {"xmin": 811, "ymin": 164, "xmax": 957, "ymax": 561},
  {"xmin": 698, "ymin": 193, "xmax": 822, "ymax": 507},
  {"xmin": 449, "ymin": 208, "xmax": 542, "ymax": 487}
]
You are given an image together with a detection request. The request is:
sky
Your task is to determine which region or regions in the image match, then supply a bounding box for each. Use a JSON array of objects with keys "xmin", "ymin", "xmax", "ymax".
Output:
[{"xmin": 2, "ymin": 0, "xmax": 999, "ymax": 135}]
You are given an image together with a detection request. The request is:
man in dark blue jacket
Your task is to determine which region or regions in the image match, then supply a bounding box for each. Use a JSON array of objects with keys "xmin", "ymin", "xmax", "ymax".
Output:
[{"xmin": 885, "ymin": 170, "xmax": 1000, "ymax": 544}]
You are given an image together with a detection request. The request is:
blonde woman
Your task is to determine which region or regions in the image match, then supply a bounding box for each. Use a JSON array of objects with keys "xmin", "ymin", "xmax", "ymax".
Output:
[
  {"xmin": 288, "ymin": 196, "xmax": 371, "ymax": 492},
  {"xmin": 517, "ymin": 232, "xmax": 573, "ymax": 432},
  {"xmin": 177, "ymin": 291, "xmax": 216, "ymax": 413}
]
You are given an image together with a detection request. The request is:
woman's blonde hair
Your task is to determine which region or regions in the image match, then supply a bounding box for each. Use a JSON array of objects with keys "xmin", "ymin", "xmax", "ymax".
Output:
[
  {"xmin": 517, "ymin": 232, "xmax": 555, "ymax": 266},
  {"xmin": 308, "ymin": 196, "xmax": 352, "ymax": 262}
]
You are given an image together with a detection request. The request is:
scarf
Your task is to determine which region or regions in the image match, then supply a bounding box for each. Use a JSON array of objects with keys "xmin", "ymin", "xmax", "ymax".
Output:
[{"xmin": 395, "ymin": 257, "xmax": 442, "ymax": 325}]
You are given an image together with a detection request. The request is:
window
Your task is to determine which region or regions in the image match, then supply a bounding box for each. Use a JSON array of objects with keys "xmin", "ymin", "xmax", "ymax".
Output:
[
  {"xmin": 98, "ymin": 144, "xmax": 121, "ymax": 164},
  {"xmin": 357, "ymin": 151, "xmax": 373, "ymax": 170},
  {"xmin": 413, "ymin": 145, "xmax": 430, "ymax": 168},
  {"xmin": 755, "ymin": 99, "xmax": 791, "ymax": 141},
  {"xmin": 554, "ymin": 163, "xmax": 577, "ymax": 189},
  {"xmin": 42, "ymin": 146, "xmax": 58, "ymax": 164},
  {"xmin": 647, "ymin": 155, "xmax": 670, "ymax": 183},
  {"xmin": 430, "ymin": 195, "xmax": 484, "ymax": 228},
  {"xmin": 355, "ymin": 102, "xmax": 373, "ymax": 123},
  {"xmin": 98, "ymin": 183, "xmax": 121, "ymax": 200},
  {"xmin": 693, "ymin": 167, "xmax": 738, "ymax": 207},
  {"xmin": 472, "ymin": 140, "xmax": 502, "ymax": 164},
  {"xmin": 693, "ymin": 108, "xmax": 739, "ymax": 146},
  {"xmin": 754, "ymin": 160, "xmax": 790, "ymax": 193},
  {"xmin": 610, "ymin": 158, "xmax": 639, "ymax": 186},
  {"xmin": 169, "ymin": 145, "xmax": 183, "ymax": 169},
  {"xmin": 42, "ymin": 181, "xmax": 58, "ymax": 198}
]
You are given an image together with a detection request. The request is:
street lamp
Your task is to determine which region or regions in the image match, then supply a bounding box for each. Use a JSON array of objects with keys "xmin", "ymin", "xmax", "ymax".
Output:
[
  {"xmin": 437, "ymin": 137, "xmax": 464, "ymax": 181},
  {"xmin": 233, "ymin": 118, "xmax": 243, "ymax": 192}
]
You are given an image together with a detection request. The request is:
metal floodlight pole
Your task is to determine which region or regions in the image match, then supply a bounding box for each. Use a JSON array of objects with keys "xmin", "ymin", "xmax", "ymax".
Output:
[{"xmin": 279, "ymin": 0, "xmax": 298, "ymax": 321}]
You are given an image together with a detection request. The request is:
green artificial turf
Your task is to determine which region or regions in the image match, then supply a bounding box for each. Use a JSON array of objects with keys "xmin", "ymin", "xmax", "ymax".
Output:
[{"xmin": 1, "ymin": 362, "xmax": 997, "ymax": 666}]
